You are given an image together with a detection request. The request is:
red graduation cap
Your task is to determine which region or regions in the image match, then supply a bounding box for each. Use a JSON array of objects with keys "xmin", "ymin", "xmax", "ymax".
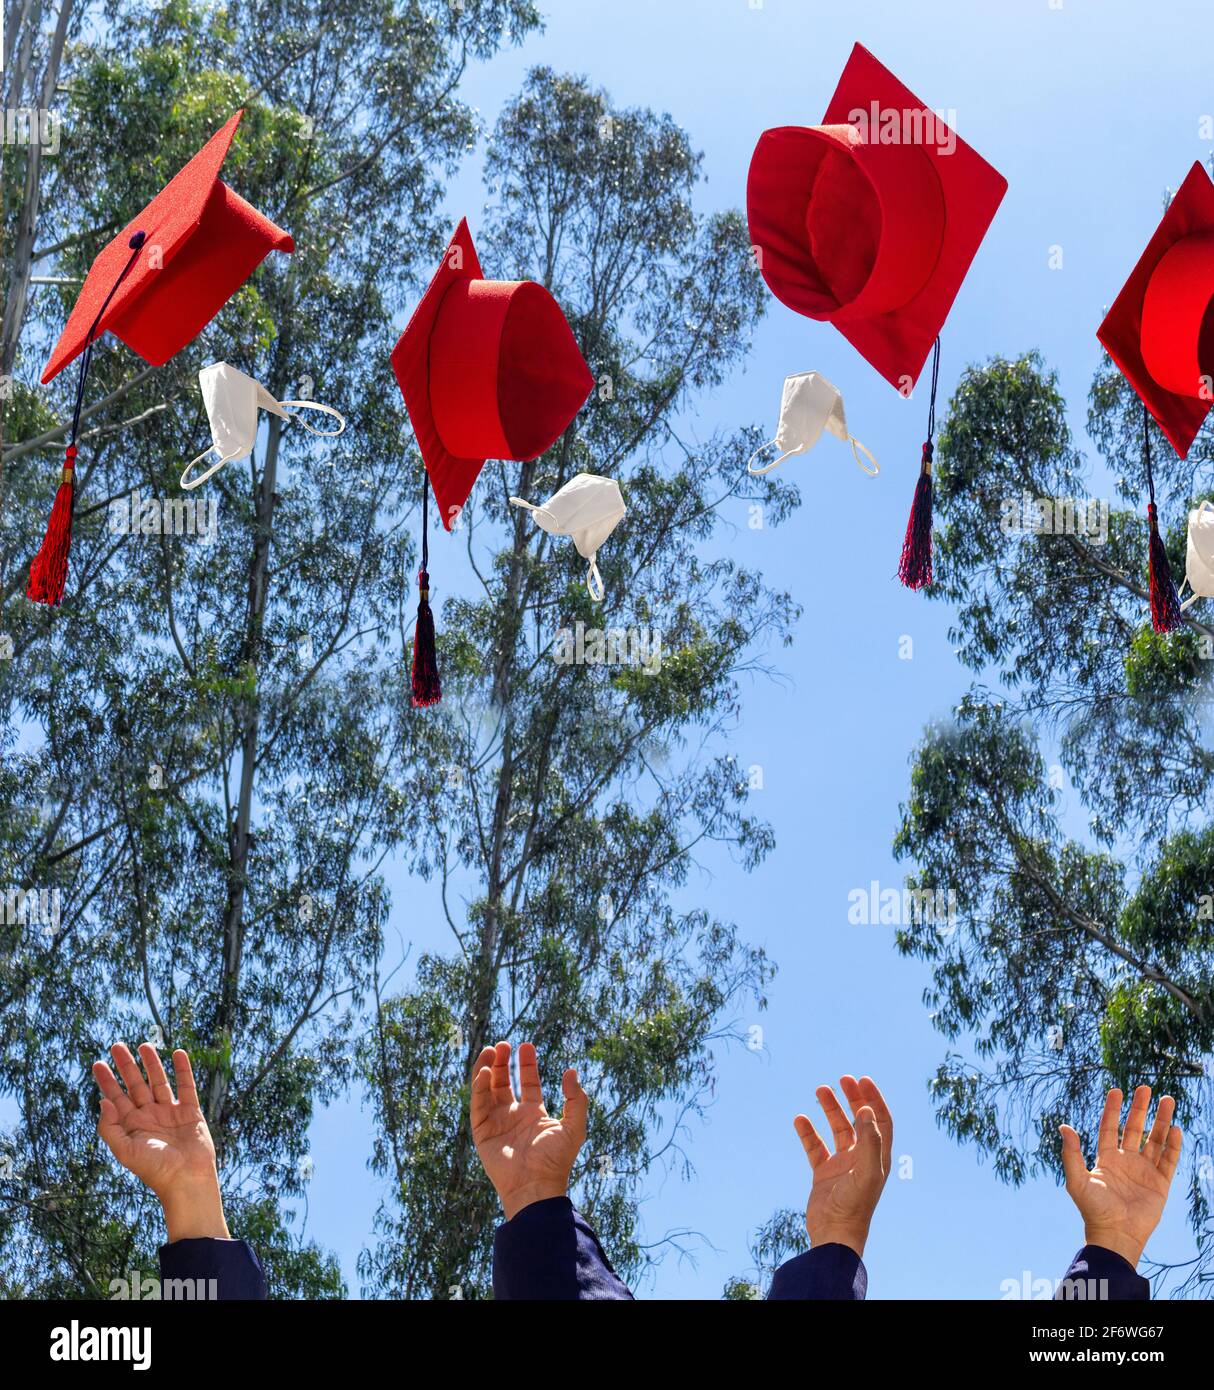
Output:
[
  {"xmin": 1095, "ymin": 163, "xmax": 1214, "ymax": 632},
  {"xmin": 747, "ymin": 42, "xmax": 1006, "ymax": 393},
  {"xmin": 747, "ymin": 43, "xmax": 1007, "ymax": 591},
  {"xmin": 41, "ymin": 110, "xmax": 294, "ymax": 384},
  {"xmin": 1097, "ymin": 162, "xmax": 1214, "ymax": 462},
  {"xmin": 28, "ymin": 110, "xmax": 294, "ymax": 606},
  {"xmin": 390, "ymin": 217, "xmax": 594, "ymax": 706}
]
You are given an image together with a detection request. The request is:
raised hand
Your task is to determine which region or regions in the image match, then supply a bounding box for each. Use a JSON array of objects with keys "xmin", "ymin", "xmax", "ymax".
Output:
[
  {"xmin": 1060, "ymin": 1085, "xmax": 1182, "ymax": 1268},
  {"xmin": 92, "ymin": 1043, "xmax": 229, "ymax": 1242},
  {"xmin": 470, "ymin": 1040, "xmax": 588, "ymax": 1221},
  {"xmin": 795, "ymin": 1075, "xmax": 893, "ymax": 1258}
]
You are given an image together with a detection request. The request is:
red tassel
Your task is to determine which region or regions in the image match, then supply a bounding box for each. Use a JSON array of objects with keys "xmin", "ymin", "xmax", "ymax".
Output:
[
  {"xmin": 27, "ymin": 445, "xmax": 78, "ymax": 606},
  {"xmin": 1147, "ymin": 504, "xmax": 1183, "ymax": 633},
  {"xmin": 898, "ymin": 442, "xmax": 934, "ymax": 590},
  {"xmin": 411, "ymin": 567, "xmax": 441, "ymax": 707}
]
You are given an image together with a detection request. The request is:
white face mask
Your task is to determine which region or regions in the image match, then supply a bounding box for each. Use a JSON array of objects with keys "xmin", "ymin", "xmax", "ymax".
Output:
[
  {"xmin": 747, "ymin": 370, "xmax": 877, "ymax": 477},
  {"xmin": 1182, "ymin": 500, "xmax": 1214, "ymax": 609},
  {"xmin": 180, "ymin": 362, "xmax": 346, "ymax": 490},
  {"xmin": 510, "ymin": 472, "xmax": 626, "ymax": 601}
]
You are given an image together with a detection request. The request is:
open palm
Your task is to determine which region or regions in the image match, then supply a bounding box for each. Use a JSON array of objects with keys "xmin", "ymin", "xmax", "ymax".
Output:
[
  {"xmin": 796, "ymin": 1075, "xmax": 892, "ymax": 1256},
  {"xmin": 1061, "ymin": 1085, "xmax": 1182, "ymax": 1267},
  {"xmin": 93, "ymin": 1043, "xmax": 217, "ymax": 1199},
  {"xmin": 470, "ymin": 1040, "xmax": 588, "ymax": 1220}
]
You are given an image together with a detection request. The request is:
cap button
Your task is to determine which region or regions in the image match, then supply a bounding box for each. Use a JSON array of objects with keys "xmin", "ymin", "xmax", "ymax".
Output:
[{"xmin": 129, "ymin": 230, "xmax": 147, "ymax": 250}]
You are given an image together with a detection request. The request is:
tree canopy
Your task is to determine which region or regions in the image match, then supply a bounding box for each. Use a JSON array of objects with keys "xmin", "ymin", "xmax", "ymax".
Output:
[
  {"xmin": 1, "ymin": 1, "xmax": 797, "ymax": 1298},
  {"xmin": 896, "ymin": 347, "xmax": 1214, "ymax": 1296}
]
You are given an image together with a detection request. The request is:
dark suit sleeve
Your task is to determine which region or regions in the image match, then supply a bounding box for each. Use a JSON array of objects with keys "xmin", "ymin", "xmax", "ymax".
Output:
[
  {"xmin": 1055, "ymin": 1245, "xmax": 1149, "ymax": 1301},
  {"xmin": 492, "ymin": 1195, "xmax": 633, "ymax": 1300},
  {"xmin": 159, "ymin": 1237, "xmax": 268, "ymax": 1301},
  {"xmin": 767, "ymin": 1243, "xmax": 868, "ymax": 1300}
]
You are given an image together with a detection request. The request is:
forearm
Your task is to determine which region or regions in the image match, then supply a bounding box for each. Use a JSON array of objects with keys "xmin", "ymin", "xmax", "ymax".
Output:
[
  {"xmin": 158, "ymin": 1176, "xmax": 230, "ymax": 1243},
  {"xmin": 153, "ymin": 1173, "xmax": 266, "ymax": 1301}
]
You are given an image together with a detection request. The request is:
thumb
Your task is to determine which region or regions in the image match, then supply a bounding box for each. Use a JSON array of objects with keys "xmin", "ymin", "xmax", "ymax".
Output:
[
  {"xmin": 854, "ymin": 1104, "xmax": 882, "ymax": 1181},
  {"xmin": 560, "ymin": 1068, "xmax": 589, "ymax": 1147},
  {"xmin": 1059, "ymin": 1124, "xmax": 1087, "ymax": 1191}
]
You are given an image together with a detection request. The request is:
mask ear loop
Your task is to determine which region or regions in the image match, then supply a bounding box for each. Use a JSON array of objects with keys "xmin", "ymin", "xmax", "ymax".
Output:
[
  {"xmin": 180, "ymin": 445, "xmax": 244, "ymax": 492},
  {"xmin": 586, "ymin": 555, "xmax": 605, "ymax": 602},
  {"xmin": 508, "ymin": 496, "xmax": 560, "ymax": 527},
  {"xmin": 847, "ymin": 435, "xmax": 879, "ymax": 477},
  {"xmin": 181, "ymin": 401, "xmax": 344, "ymax": 490},
  {"xmin": 747, "ymin": 440, "xmax": 803, "ymax": 475},
  {"xmin": 277, "ymin": 400, "xmax": 346, "ymax": 437}
]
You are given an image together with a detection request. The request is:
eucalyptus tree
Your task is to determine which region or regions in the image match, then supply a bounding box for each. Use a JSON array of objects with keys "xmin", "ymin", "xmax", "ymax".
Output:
[
  {"xmin": 895, "ymin": 350, "xmax": 1214, "ymax": 1294},
  {"xmin": 359, "ymin": 68, "xmax": 800, "ymax": 1299},
  {"xmin": 0, "ymin": 0, "xmax": 537, "ymax": 1297}
]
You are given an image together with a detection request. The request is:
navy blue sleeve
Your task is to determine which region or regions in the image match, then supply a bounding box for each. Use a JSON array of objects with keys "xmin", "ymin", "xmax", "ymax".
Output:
[
  {"xmin": 767, "ymin": 1243, "xmax": 868, "ymax": 1300},
  {"xmin": 492, "ymin": 1196, "xmax": 633, "ymax": 1300},
  {"xmin": 1055, "ymin": 1245, "xmax": 1149, "ymax": 1301},
  {"xmin": 159, "ymin": 1237, "xmax": 268, "ymax": 1301}
]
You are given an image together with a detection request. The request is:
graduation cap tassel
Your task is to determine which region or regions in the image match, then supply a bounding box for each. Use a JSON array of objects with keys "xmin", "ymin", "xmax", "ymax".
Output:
[
  {"xmin": 25, "ymin": 445, "xmax": 78, "ymax": 606},
  {"xmin": 898, "ymin": 336, "xmax": 940, "ymax": 590},
  {"xmin": 27, "ymin": 231, "xmax": 146, "ymax": 607},
  {"xmin": 1143, "ymin": 402, "xmax": 1182, "ymax": 634},
  {"xmin": 411, "ymin": 479, "xmax": 441, "ymax": 708}
]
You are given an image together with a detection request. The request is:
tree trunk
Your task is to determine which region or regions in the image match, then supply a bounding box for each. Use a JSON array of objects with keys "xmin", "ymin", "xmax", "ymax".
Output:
[
  {"xmin": 1, "ymin": 0, "xmax": 72, "ymax": 378},
  {"xmin": 208, "ymin": 412, "xmax": 281, "ymax": 1146}
]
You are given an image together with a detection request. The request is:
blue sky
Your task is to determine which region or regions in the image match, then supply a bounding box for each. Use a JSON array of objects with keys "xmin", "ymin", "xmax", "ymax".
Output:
[
  {"xmin": 294, "ymin": 0, "xmax": 1211, "ymax": 1299},
  {"xmin": 8, "ymin": 0, "xmax": 1203, "ymax": 1301}
]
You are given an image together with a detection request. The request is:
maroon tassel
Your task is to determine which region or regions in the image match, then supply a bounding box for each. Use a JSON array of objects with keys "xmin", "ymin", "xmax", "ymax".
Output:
[
  {"xmin": 1147, "ymin": 504, "xmax": 1183, "ymax": 633},
  {"xmin": 899, "ymin": 442, "xmax": 934, "ymax": 590},
  {"xmin": 1140, "ymin": 403, "xmax": 1182, "ymax": 633},
  {"xmin": 900, "ymin": 335, "xmax": 940, "ymax": 591},
  {"xmin": 27, "ymin": 445, "xmax": 78, "ymax": 606},
  {"xmin": 411, "ymin": 567, "xmax": 441, "ymax": 707},
  {"xmin": 26, "ymin": 229, "xmax": 145, "ymax": 607}
]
